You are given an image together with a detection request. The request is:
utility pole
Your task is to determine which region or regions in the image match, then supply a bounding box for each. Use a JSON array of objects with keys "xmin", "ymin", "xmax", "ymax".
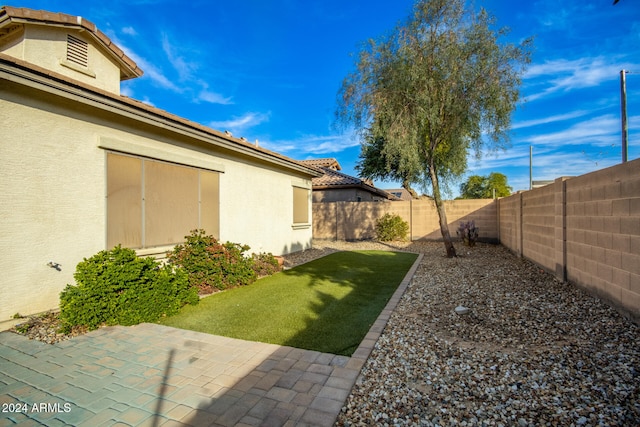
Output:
[
  {"xmin": 620, "ymin": 70, "xmax": 628, "ymax": 163},
  {"xmin": 529, "ymin": 145, "xmax": 533, "ymax": 190}
]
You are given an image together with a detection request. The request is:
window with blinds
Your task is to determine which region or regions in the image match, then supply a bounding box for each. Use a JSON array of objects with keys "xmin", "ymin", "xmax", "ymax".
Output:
[
  {"xmin": 293, "ymin": 186, "xmax": 310, "ymax": 224},
  {"xmin": 107, "ymin": 152, "xmax": 220, "ymax": 249}
]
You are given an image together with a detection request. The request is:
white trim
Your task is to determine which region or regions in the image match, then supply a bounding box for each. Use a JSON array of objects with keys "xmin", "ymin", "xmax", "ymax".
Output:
[
  {"xmin": 99, "ymin": 136, "xmax": 226, "ymax": 173},
  {"xmin": 291, "ymin": 223, "xmax": 311, "ymax": 230},
  {"xmin": 59, "ymin": 59, "xmax": 96, "ymax": 78},
  {"xmin": 136, "ymin": 245, "xmax": 174, "ymax": 259},
  {"xmin": 291, "ymin": 180, "xmax": 312, "ymax": 190}
]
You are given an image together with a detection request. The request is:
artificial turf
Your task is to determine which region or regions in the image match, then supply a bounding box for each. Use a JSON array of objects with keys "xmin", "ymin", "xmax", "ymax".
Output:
[{"xmin": 158, "ymin": 250, "xmax": 418, "ymax": 356}]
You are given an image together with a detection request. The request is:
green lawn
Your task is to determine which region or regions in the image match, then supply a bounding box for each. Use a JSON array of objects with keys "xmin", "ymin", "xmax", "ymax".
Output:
[{"xmin": 158, "ymin": 250, "xmax": 418, "ymax": 356}]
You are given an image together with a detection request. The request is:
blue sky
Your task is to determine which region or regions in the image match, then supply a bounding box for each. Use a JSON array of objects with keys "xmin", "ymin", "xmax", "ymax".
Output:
[{"xmin": 14, "ymin": 0, "xmax": 640, "ymax": 196}]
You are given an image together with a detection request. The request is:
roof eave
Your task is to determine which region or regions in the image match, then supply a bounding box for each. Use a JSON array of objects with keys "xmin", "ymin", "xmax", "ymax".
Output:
[
  {"xmin": 313, "ymin": 183, "xmax": 398, "ymax": 200},
  {"xmin": 0, "ymin": 7, "xmax": 143, "ymax": 81},
  {"xmin": 0, "ymin": 56, "xmax": 318, "ymax": 178}
]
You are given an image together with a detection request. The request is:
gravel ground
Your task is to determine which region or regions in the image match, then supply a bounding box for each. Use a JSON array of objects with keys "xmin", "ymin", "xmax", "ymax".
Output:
[{"xmin": 294, "ymin": 240, "xmax": 640, "ymax": 427}]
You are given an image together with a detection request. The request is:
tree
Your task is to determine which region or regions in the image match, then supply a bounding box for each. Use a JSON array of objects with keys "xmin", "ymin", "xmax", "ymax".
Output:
[
  {"xmin": 356, "ymin": 132, "xmax": 420, "ymax": 198},
  {"xmin": 459, "ymin": 172, "xmax": 512, "ymax": 199},
  {"xmin": 336, "ymin": 0, "xmax": 531, "ymax": 257}
]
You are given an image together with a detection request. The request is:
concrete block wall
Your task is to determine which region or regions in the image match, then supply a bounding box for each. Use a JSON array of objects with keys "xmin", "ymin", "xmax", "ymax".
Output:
[
  {"xmin": 312, "ymin": 199, "xmax": 498, "ymax": 242},
  {"xmin": 411, "ymin": 199, "xmax": 497, "ymax": 241},
  {"xmin": 564, "ymin": 159, "xmax": 640, "ymax": 317},
  {"xmin": 521, "ymin": 181, "xmax": 558, "ymax": 275},
  {"xmin": 498, "ymin": 193, "xmax": 522, "ymax": 255},
  {"xmin": 499, "ymin": 158, "xmax": 640, "ymax": 319}
]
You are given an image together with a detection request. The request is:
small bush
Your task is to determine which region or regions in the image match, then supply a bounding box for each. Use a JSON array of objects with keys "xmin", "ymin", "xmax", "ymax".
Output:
[
  {"xmin": 167, "ymin": 229, "xmax": 257, "ymax": 294},
  {"xmin": 59, "ymin": 246, "xmax": 198, "ymax": 332},
  {"xmin": 376, "ymin": 213, "xmax": 409, "ymax": 241},
  {"xmin": 457, "ymin": 220, "xmax": 479, "ymax": 246},
  {"xmin": 252, "ymin": 252, "xmax": 282, "ymax": 277}
]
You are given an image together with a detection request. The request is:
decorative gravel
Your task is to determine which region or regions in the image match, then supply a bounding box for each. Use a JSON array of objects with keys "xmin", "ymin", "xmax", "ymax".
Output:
[{"xmin": 293, "ymin": 240, "xmax": 639, "ymax": 427}]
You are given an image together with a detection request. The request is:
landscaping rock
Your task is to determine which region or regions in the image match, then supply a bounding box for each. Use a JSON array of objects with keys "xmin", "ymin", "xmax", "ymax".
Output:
[{"xmin": 318, "ymin": 240, "xmax": 640, "ymax": 427}]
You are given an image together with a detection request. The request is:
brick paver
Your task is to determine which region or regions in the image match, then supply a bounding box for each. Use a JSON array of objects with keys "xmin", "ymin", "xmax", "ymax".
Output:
[{"xmin": 0, "ymin": 254, "xmax": 422, "ymax": 426}]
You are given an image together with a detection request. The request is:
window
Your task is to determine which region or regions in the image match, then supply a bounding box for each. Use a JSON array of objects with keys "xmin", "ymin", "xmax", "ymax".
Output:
[
  {"xmin": 66, "ymin": 34, "xmax": 88, "ymax": 68},
  {"xmin": 292, "ymin": 186, "xmax": 310, "ymax": 225},
  {"xmin": 107, "ymin": 152, "xmax": 219, "ymax": 249}
]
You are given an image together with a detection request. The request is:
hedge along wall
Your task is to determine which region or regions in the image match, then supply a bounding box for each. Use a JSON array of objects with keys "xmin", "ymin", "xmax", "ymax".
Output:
[
  {"xmin": 499, "ymin": 157, "xmax": 640, "ymax": 319},
  {"xmin": 312, "ymin": 198, "xmax": 498, "ymax": 242}
]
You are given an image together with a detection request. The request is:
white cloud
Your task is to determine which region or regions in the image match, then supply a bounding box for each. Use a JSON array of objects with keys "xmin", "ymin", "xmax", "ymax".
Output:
[
  {"xmin": 197, "ymin": 90, "xmax": 233, "ymax": 105},
  {"xmin": 117, "ymin": 43, "xmax": 184, "ymax": 93},
  {"xmin": 122, "ymin": 26, "xmax": 137, "ymax": 36},
  {"xmin": 527, "ymin": 114, "xmax": 620, "ymax": 147},
  {"xmin": 209, "ymin": 112, "xmax": 270, "ymax": 134},
  {"xmin": 259, "ymin": 133, "xmax": 360, "ymax": 155},
  {"xmin": 523, "ymin": 57, "xmax": 625, "ymax": 102},
  {"xmin": 512, "ymin": 110, "xmax": 590, "ymax": 130},
  {"xmin": 161, "ymin": 33, "xmax": 198, "ymax": 81}
]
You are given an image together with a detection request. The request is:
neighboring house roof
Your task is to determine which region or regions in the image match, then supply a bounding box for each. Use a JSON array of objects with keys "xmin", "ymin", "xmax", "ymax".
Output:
[
  {"xmin": 0, "ymin": 7, "xmax": 321, "ymax": 179},
  {"xmin": 299, "ymin": 158, "xmax": 342, "ymax": 171},
  {"xmin": 0, "ymin": 6, "xmax": 143, "ymax": 81},
  {"xmin": 299, "ymin": 159, "xmax": 399, "ymax": 200},
  {"xmin": 385, "ymin": 188, "xmax": 414, "ymax": 201}
]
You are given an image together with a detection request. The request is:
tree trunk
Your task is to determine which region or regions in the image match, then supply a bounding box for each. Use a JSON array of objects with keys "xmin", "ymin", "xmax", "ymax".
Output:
[{"xmin": 428, "ymin": 166, "xmax": 457, "ymax": 258}]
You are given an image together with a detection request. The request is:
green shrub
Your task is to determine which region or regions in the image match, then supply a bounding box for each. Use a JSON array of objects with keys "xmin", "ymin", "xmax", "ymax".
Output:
[
  {"xmin": 59, "ymin": 246, "xmax": 198, "ymax": 332},
  {"xmin": 252, "ymin": 252, "xmax": 282, "ymax": 277},
  {"xmin": 375, "ymin": 213, "xmax": 409, "ymax": 241},
  {"xmin": 167, "ymin": 229, "xmax": 257, "ymax": 294}
]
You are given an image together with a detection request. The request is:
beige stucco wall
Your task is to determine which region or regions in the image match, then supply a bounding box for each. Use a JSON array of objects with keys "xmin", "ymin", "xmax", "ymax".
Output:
[
  {"xmin": 1, "ymin": 84, "xmax": 105, "ymax": 322},
  {"xmin": 1, "ymin": 25, "xmax": 122, "ymax": 94},
  {"xmin": 0, "ymin": 78, "xmax": 312, "ymax": 323}
]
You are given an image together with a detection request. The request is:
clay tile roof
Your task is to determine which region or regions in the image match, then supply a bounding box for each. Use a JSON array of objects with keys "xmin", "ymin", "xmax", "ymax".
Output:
[
  {"xmin": 304, "ymin": 163, "xmax": 399, "ymax": 200},
  {"xmin": 312, "ymin": 167, "xmax": 361, "ymax": 186},
  {"xmin": 299, "ymin": 158, "xmax": 342, "ymax": 170},
  {"xmin": 0, "ymin": 6, "xmax": 143, "ymax": 80}
]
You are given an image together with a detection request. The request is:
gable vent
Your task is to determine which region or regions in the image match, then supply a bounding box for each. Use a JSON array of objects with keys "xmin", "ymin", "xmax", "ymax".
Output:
[{"xmin": 66, "ymin": 34, "xmax": 88, "ymax": 68}]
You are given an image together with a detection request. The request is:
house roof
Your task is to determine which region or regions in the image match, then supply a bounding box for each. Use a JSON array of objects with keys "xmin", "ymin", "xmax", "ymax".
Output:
[
  {"xmin": 385, "ymin": 188, "xmax": 414, "ymax": 201},
  {"xmin": 0, "ymin": 6, "xmax": 143, "ymax": 81},
  {"xmin": 299, "ymin": 159, "xmax": 399, "ymax": 200},
  {"xmin": 0, "ymin": 51, "xmax": 322, "ymax": 178},
  {"xmin": 298, "ymin": 158, "xmax": 341, "ymax": 171}
]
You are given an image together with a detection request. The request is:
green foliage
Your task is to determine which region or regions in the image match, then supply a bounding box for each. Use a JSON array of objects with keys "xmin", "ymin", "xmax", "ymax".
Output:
[
  {"xmin": 460, "ymin": 173, "xmax": 512, "ymax": 199},
  {"xmin": 59, "ymin": 246, "xmax": 197, "ymax": 332},
  {"xmin": 356, "ymin": 133, "xmax": 420, "ymax": 198},
  {"xmin": 457, "ymin": 220, "xmax": 479, "ymax": 246},
  {"xmin": 336, "ymin": 0, "xmax": 531, "ymax": 257},
  {"xmin": 167, "ymin": 229, "xmax": 257, "ymax": 294},
  {"xmin": 376, "ymin": 213, "xmax": 410, "ymax": 241},
  {"xmin": 14, "ymin": 322, "xmax": 30, "ymax": 334},
  {"xmin": 251, "ymin": 253, "xmax": 282, "ymax": 277}
]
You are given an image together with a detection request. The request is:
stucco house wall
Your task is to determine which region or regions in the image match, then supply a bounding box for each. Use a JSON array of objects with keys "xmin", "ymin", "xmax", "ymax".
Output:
[
  {"xmin": 0, "ymin": 67, "xmax": 314, "ymax": 323},
  {"xmin": 0, "ymin": 7, "xmax": 316, "ymax": 324}
]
